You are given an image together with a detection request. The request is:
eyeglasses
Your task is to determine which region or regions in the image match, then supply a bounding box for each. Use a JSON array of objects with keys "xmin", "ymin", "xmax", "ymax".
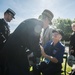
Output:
[{"xmin": 52, "ymin": 33, "xmax": 59, "ymax": 36}]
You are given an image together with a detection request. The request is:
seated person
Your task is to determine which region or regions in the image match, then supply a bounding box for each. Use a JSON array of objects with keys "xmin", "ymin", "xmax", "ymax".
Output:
[{"xmin": 33, "ymin": 29, "xmax": 65, "ymax": 75}]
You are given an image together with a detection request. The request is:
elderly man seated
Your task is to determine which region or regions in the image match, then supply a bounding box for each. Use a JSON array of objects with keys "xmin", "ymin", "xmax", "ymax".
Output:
[{"xmin": 33, "ymin": 29, "xmax": 65, "ymax": 75}]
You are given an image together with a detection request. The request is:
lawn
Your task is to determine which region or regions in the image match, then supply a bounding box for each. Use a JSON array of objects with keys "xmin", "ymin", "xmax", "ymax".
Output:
[
  {"xmin": 62, "ymin": 59, "xmax": 72, "ymax": 75},
  {"xmin": 66, "ymin": 65, "xmax": 72, "ymax": 75}
]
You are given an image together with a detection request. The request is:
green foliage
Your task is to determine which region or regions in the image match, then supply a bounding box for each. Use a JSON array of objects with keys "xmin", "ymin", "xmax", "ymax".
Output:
[{"xmin": 53, "ymin": 18, "xmax": 75, "ymax": 41}]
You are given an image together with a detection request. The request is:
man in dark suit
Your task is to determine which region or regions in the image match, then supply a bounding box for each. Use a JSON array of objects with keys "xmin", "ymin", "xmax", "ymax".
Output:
[
  {"xmin": 0, "ymin": 8, "xmax": 16, "ymax": 50},
  {"xmin": 1, "ymin": 18, "xmax": 43, "ymax": 75}
]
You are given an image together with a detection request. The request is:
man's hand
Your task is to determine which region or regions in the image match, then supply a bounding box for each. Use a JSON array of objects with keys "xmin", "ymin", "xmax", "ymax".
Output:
[
  {"xmin": 40, "ymin": 45, "xmax": 46, "ymax": 57},
  {"xmin": 28, "ymin": 52, "xmax": 34, "ymax": 58}
]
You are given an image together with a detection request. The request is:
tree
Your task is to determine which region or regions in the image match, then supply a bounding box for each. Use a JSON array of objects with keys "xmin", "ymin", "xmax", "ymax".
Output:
[{"xmin": 53, "ymin": 18, "xmax": 73, "ymax": 41}]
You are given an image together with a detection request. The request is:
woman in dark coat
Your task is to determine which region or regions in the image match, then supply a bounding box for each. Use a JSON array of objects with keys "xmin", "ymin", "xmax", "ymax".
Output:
[
  {"xmin": 0, "ymin": 18, "xmax": 43, "ymax": 75},
  {"xmin": 69, "ymin": 23, "xmax": 75, "ymax": 57}
]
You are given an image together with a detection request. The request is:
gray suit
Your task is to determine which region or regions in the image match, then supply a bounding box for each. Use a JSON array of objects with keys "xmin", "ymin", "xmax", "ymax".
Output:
[{"xmin": 41, "ymin": 26, "xmax": 53, "ymax": 46}]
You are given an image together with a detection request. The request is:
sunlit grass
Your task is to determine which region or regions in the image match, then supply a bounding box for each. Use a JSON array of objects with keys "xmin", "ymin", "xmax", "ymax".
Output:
[
  {"xmin": 66, "ymin": 65, "xmax": 72, "ymax": 75},
  {"xmin": 62, "ymin": 59, "xmax": 72, "ymax": 75}
]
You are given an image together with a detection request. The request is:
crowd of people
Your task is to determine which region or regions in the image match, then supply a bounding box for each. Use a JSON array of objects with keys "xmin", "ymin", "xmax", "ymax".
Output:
[{"xmin": 0, "ymin": 8, "xmax": 75, "ymax": 75}]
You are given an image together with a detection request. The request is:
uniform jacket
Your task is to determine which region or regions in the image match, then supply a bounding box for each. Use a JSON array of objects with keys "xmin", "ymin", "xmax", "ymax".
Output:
[{"xmin": 0, "ymin": 19, "xmax": 10, "ymax": 50}]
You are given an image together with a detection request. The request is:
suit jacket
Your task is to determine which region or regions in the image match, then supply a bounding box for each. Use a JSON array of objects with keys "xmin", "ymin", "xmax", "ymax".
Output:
[
  {"xmin": 41, "ymin": 26, "xmax": 53, "ymax": 46},
  {"xmin": 1, "ymin": 18, "xmax": 43, "ymax": 75},
  {"xmin": 0, "ymin": 19, "xmax": 10, "ymax": 50}
]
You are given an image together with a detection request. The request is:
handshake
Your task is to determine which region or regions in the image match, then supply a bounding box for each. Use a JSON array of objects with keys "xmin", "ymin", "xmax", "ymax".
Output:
[{"xmin": 26, "ymin": 49, "xmax": 36, "ymax": 65}]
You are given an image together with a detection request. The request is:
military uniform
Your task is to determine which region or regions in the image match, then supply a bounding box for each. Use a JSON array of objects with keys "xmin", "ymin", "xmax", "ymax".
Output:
[
  {"xmin": 0, "ymin": 18, "xmax": 10, "ymax": 50},
  {"xmin": 0, "ymin": 8, "xmax": 15, "ymax": 51},
  {"xmin": 0, "ymin": 8, "xmax": 16, "ymax": 75}
]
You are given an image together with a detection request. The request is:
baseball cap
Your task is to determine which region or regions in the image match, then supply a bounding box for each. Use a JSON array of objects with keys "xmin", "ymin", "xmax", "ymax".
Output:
[{"xmin": 52, "ymin": 29, "xmax": 64, "ymax": 36}]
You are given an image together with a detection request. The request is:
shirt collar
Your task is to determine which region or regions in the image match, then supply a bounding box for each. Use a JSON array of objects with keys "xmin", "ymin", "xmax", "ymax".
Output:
[
  {"xmin": 4, "ymin": 18, "xmax": 8, "ymax": 24},
  {"xmin": 51, "ymin": 41, "xmax": 60, "ymax": 47}
]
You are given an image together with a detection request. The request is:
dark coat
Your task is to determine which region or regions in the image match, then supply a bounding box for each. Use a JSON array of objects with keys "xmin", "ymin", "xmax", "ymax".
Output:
[
  {"xmin": 0, "ymin": 19, "xmax": 10, "ymax": 50},
  {"xmin": 1, "ymin": 18, "xmax": 43, "ymax": 75}
]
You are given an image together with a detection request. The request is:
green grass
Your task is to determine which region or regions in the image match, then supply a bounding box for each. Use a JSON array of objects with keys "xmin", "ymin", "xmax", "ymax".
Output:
[
  {"xmin": 62, "ymin": 59, "xmax": 72, "ymax": 75},
  {"xmin": 66, "ymin": 65, "xmax": 72, "ymax": 75}
]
